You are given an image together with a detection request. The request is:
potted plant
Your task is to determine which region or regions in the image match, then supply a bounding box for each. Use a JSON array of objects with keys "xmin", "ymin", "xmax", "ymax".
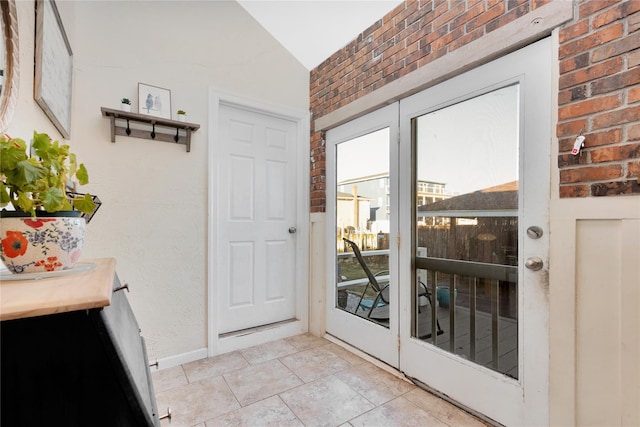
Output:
[
  {"xmin": 176, "ymin": 109, "xmax": 186, "ymax": 122},
  {"xmin": 0, "ymin": 132, "xmax": 96, "ymax": 274},
  {"xmin": 121, "ymin": 98, "xmax": 132, "ymax": 112}
]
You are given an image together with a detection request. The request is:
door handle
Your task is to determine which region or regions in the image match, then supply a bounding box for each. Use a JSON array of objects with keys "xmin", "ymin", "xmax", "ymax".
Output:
[
  {"xmin": 525, "ymin": 257, "xmax": 543, "ymax": 271},
  {"xmin": 288, "ymin": 227, "xmax": 297, "ymax": 234}
]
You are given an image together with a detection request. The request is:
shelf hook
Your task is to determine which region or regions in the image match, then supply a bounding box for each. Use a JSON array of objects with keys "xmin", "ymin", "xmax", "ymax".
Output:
[
  {"xmin": 125, "ymin": 120, "xmax": 131, "ymax": 136},
  {"xmin": 150, "ymin": 124, "xmax": 156, "ymax": 139},
  {"xmin": 174, "ymin": 127, "xmax": 180, "ymax": 143}
]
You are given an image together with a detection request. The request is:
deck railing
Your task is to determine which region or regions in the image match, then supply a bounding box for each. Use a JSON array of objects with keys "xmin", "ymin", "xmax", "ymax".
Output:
[
  {"xmin": 416, "ymin": 256, "xmax": 518, "ymax": 378},
  {"xmin": 336, "ymin": 248, "xmax": 519, "ymax": 377}
]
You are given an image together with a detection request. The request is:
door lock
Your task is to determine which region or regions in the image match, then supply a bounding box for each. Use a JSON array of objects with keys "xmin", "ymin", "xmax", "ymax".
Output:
[
  {"xmin": 288, "ymin": 227, "xmax": 297, "ymax": 234},
  {"xmin": 525, "ymin": 257, "xmax": 544, "ymax": 271},
  {"xmin": 526, "ymin": 226, "xmax": 543, "ymax": 239}
]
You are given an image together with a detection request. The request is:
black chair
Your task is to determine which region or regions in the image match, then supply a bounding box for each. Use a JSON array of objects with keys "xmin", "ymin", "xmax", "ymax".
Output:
[
  {"xmin": 342, "ymin": 238, "xmax": 389, "ymax": 320},
  {"xmin": 342, "ymin": 238, "xmax": 443, "ymax": 337}
]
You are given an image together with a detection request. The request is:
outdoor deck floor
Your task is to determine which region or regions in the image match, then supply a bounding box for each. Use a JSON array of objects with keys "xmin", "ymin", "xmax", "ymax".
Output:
[
  {"xmin": 416, "ymin": 304, "xmax": 518, "ymax": 378},
  {"xmin": 351, "ymin": 297, "xmax": 518, "ymax": 379}
]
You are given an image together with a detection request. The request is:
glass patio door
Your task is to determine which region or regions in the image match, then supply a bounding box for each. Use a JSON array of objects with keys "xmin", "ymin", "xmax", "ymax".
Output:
[
  {"xmin": 398, "ymin": 38, "xmax": 551, "ymax": 425},
  {"xmin": 325, "ymin": 103, "xmax": 399, "ymax": 367}
]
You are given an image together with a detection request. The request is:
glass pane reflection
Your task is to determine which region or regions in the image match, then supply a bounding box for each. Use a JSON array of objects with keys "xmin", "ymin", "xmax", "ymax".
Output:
[
  {"xmin": 413, "ymin": 85, "xmax": 520, "ymax": 378},
  {"xmin": 335, "ymin": 128, "xmax": 390, "ymax": 328}
]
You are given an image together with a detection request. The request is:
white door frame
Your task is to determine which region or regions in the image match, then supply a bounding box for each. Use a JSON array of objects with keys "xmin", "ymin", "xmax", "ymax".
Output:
[
  {"xmin": 325, "ymin": 103, "xmax": 400, "ymax": 367},
  {"xmin": 207, "ymin": 89, "xmax": 310, "ymax": 355}
]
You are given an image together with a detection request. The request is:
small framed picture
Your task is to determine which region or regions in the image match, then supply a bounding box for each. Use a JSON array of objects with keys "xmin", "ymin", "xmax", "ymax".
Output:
[{"xmin": 138, "ymin": 83, "xmax": 171, "ymax": 119}]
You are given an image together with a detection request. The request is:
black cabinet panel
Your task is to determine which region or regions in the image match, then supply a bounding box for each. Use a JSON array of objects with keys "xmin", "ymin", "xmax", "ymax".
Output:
[
  {"xmin": 92, "ymin": 279, "xmax": 159, "ymax": 425},
  {"xmin": 1, "ymin": 275, "xmax": 159, "ymax": 427}
]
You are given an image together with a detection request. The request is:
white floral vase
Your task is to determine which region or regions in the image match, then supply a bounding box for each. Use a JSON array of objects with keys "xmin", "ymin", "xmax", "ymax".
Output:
[
  {"xmin": 0, "ymin": 214, "xmax": 86, "ymax": 274},
  {"xmin": 121, "ymin": 103, "xmax": 132, "ymax": 112},
  {"xmin": 177, "ymin": 114, "xmax": 186, "ymax": 122}
]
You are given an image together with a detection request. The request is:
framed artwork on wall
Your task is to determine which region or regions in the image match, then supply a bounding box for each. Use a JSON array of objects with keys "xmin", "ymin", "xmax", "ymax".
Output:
[
  {"xmin": 138, "ymin": 83, "xmax": 171, "ymax": 119},
  {"xmin": 34, "ymin": 0, "xmax": 73, "ymax": 139}
]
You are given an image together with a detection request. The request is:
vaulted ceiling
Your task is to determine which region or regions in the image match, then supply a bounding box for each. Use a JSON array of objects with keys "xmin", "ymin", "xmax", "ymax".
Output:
[{"xmin": 236, "ymin": 0, "xmax": 404, "ymax": 70}]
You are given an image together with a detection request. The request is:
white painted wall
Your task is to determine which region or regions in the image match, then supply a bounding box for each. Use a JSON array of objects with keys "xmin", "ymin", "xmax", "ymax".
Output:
[{"xmin": 6, "ymin": 0, "xmax": 308, "ymax": 361}]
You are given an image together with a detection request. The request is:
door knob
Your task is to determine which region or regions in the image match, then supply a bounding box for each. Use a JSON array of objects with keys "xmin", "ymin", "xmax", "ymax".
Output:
[
  {"xmin": 525, "ymin": 257, "xmax": 543, "ymax": 271},
  {"xmin": 288, "ymin": 227, "xmax": 297, "ymax": 234}
]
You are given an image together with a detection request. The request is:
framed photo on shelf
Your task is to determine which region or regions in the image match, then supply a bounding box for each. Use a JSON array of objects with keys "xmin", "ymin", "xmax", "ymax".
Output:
[
  {"xmin": 34, "ymin": 0, "xmax": 73, "ymax": 139},
  {"xmin": 138, "ymin": 83, "xmax": 171, "ymax": 119}
]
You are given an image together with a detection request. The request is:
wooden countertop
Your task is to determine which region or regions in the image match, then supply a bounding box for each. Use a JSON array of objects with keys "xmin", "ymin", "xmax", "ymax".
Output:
[{"xmin": 0, "ymin": 258, "xmax": 116, "ymax": 321}]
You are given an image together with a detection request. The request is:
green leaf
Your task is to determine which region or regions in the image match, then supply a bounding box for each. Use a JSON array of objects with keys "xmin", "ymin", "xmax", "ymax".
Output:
[
  {"xmin": 72, "ymin": 193, "xmax": 96, "ymax": 214},
  {"xmin": 68, "ymin": 153, "xmax": 77, "ymax": 176},
  {"xmin": 0, "ymin": 138, "xmax": 28, "ymax": 172},
  {"xmin": 0, "ymin": 182, "xmax": 11, "ymax": 205},
  {"xmin": 16, "ymin": 192, "xmax": 34, "ymax": 214},
  {"xmin": 31, "ymin": 132, "xmax": 51, "ymax": 158},
  {"xmin": 76, "ymin": 163, "xmax": 89, "ymax": 185},
  {"xmin": 15, "ymin": 159, "xmax": 47, "ymax": 186},
  {"xmin": 41, "ymin": 187, "xmax": 64, "ymax": 212}
]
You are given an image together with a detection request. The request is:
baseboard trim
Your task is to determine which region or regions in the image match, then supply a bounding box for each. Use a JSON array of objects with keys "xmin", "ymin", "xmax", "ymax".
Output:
[
  {"xmin": 217, "ymin": 319, "xmax": 306, "ymax": 354},
  {"xmin": 151, "ymin": 347, "xmax": 208, "ymax": 371}
]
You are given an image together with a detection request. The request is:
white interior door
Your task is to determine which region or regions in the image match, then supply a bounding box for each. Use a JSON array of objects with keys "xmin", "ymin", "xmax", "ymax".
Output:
[
  {"xmin": 217, "ymin": 103, "xmax": 298, "ymax": 334},
  {"xmin": 398, "ymin": 38, "xmax": 551, "ymax": 426},
  {"xmin": 325, "ymin": 103, "xmax": 399, "ymax": 367}
]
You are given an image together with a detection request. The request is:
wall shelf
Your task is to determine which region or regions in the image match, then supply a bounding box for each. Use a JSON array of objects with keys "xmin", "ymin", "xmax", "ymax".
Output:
[{"xmin": 101, "ymin": 107, "xmax": 200, "ymax": 152}]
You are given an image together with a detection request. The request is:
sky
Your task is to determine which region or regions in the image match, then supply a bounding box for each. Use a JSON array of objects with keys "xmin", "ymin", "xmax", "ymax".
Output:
[{"xmin": 335, "ymin": 85, "xmax": 519, "ymax": 196}]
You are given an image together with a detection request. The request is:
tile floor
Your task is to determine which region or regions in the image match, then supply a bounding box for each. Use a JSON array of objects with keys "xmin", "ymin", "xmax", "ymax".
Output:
[{"xmin": 152, "ymin": 333, "xmax": 489, "ymax": 427}]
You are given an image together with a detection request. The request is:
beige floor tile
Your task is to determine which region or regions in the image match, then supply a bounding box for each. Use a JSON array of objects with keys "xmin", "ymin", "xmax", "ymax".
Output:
[
  {"xmin": 223, "ymin": 358, "xmax": 303, "ymax": 406},
  {"xmin": 157, "ymin": 334, "xmax": 493, "ymax": 427},
  {"xmin": 403, "ymin": 388, "xmax": 488, "ymax": 426},
  {"xmin": 280, "ymin": 375, "xmax": 375, "ymax": 427},
  {"xmin": 280, "ymin": 345, "xmax": 353, "ymax": 382},
  {"xmin": 285, "ymin": 333, "xmax": 329, "ymax": 350},
  {"xmin": 349, "ymin": 396, "xmax": 449, "ymax": 427},
  {"xmin": 335, "ymin": 362, "xmax": 416, "ymax": 406},
  {"xmin": 152, "ymin": 365, "xmax": 188, "ymax": 394},
  {"xmin": 205, "ymin": 395, "xmax": 303, "ymax": 427},
  {"xmin": 183, "ymin": 351, "xmax": 249, "ymax": 383},
  {"xmin": 156, "ymin": 376, "xmax": 240, "ymax": 427},
  {"xmin": 240, "ymin": 338, "xmax": 298, "ymax": 365},
  {"xmin": 323, "ymin": 342, "xmax": 367, "ymax": 366}
]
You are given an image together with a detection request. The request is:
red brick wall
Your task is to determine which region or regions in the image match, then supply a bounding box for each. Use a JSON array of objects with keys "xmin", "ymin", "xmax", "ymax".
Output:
[
  {"xmin": 310, "ymin": 0, "xmax": 640, "ymax": 212},
  {"xmin": 557, "ymin": 0, "xmax": 640, "ymax": 197}
]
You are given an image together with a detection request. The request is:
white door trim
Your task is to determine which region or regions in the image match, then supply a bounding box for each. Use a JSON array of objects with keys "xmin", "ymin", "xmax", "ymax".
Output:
[
  {"xmin": 207, "ymin": 89, "xmax": 310, "ymax": 356},
  {"xmin": 325, "ymin": 103, "xmax": 400, "ymax": 367}
]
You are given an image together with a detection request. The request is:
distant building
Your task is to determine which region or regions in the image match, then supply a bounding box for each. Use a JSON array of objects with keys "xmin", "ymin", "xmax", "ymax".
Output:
[{"xmin": 338, "ymin": 173, "xmax": 451, "ymax": 232}]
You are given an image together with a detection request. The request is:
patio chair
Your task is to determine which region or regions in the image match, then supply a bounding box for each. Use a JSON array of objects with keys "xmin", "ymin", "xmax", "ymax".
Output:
[
  {"xmin": 342, "ymin": 238, "xmax": 390, "ymax": 320},
  {"xmin": 342, "ymin": 238, "xmax": 443, "ymax": 337}
]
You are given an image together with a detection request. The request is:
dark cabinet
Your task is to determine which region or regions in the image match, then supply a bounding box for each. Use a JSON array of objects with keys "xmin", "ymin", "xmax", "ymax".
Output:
[{"xmin": 1, "ymin": 274, "xmax": 160, "ymax": 427}]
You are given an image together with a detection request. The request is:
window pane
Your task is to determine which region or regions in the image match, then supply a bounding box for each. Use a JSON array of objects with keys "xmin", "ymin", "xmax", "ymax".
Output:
[
  {"xmin": 413, "ymin": 85, "xmax": 519, "ymax": 378},
  {"xmin": 336, "ymin": 128, "xmax": 390, "ymax": 327}
]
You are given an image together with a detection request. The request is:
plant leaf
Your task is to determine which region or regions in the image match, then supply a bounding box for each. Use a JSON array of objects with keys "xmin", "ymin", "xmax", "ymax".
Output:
[
  {"xmin": 76, "ymin": 163, "xmax": 89, "ymax": 185},
  {"xmin": 0, "ymin": 138, "xmax": 28, "ymax": 172},
  {"xmin": 31, "ymin": 132, "xmax": 51, "ymax": 158},
  {"xmin": 0, "ymin": 181, "xmax": 11, "ymax": 205},
  {"xmin": 15, "ymin": 159, "xmax": 47, "ymax": 187},
  {"xmin": 73, "ymin": 193, "xmax": 96, "ymax": 214},
  {"xmin": 16, "ymin": 192, "xmax": 34, "ymax": 214},
  {"xmin": 41, "ymin": 187, "xmax": 64, "ymax": 212}
]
